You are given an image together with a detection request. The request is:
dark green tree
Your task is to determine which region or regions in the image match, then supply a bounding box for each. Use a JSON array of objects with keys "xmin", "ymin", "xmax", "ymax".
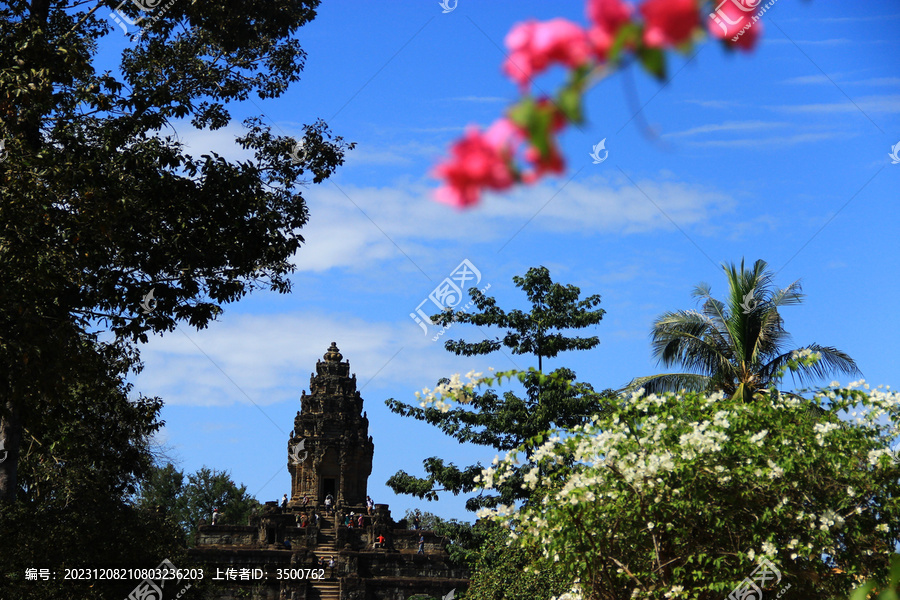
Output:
[
  {"xmin": 625, "ymin": 259, "xmax": 861, "ymax": 401},
  {"xmin": 137, "ymin": 463, "xmax": 261, "ymax": 546},
  {"xmin": 0, "ymin": 339, "xmax": 189, "ymax": 600},
  {"xmin": 0, "ymin": 0, "xmax": 352, "ymax": 503},
  {"xmin": 436, "ymin": 266, "xmax": 606, "ymax": 372},
  {"xmin": 463, "ymin": 521, "xmax": 571, "ymax": 600},
  {"xmin": 386, "ymin": 267, "xmax": 613, "ymax": 511},
  {"xmin": 182, "ymin": 466, "xmax": 260, "ymax": 543}
]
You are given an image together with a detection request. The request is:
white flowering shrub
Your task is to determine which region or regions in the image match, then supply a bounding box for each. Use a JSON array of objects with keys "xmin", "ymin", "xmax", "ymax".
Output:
[{"xmin": 419, "ymin": 371, "xmax": 900, "ymax": 600}]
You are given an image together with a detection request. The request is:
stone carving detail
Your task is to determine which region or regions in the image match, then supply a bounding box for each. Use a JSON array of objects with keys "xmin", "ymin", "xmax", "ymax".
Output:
[{"xmin": 288, "ymin": 342, "xmax": 374, "ymax": 508}]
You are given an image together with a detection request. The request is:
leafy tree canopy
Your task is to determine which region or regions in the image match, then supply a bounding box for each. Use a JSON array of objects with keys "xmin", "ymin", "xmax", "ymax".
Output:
[
  {"xmin": 0, "ymin": 340, "xmax": 187, "ymax": 600},
  {"xmin": 137, "ymin": 463, "xmax": 261, "ymax": 546},
  {"xmin": 387, "ymin": 267, "xmax": 613, "ymax": 511},
  {"xmin": 626, "ymin": 259, "xmax": 861, "ymax": 402},
  {"xmin": 466, "ymin": 368, "xmax": 900, "ymax": 600},
  {"xmin": 1, "ymin": 0, "xmax": 352, "ymax": 502}
]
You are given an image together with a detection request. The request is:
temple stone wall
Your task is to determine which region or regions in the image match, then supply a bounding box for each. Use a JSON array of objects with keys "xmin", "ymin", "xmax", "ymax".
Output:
[{"xmin": 189, "ymin": 343, "xmax": 470, "ymax": 600}]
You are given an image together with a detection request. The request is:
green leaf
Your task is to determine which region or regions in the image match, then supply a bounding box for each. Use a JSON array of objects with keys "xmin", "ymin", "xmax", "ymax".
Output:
[
  {"xmin": 638, "ymin": 47, "xmax": 666, "ymax": 80},
  {"xmin": 557, "ymin": 87, "xmax": 583, "ymax": 125}
]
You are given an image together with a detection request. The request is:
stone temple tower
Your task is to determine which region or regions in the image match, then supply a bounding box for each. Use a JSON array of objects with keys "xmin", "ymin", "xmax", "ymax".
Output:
[{"xmin": 288, "ymin": 342, "xmax": 374, "ymax": 508}]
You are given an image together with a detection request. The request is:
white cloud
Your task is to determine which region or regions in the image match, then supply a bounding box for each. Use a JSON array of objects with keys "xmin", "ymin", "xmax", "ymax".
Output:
[
  {"xmin": 782, "ymin": 74, "xmax": 900, "ymax": 87},
  {"xmin": 664, "ymin": 120, "xmax": 787, "ymax": 138},
  {"xmin": 683, "ymin": 131, "xmax": 839, "ymax": 148},
  {"xmin": 133, "ymin": 310, "xmax": 506, "ymax": 408},
  {"xmin": 344, "ymin": 140, "xmax": 442, "ymax": 166},
  {"xmin": 166, "ymin": 122, "xmax": 258, "ymax": 164},
  {"xmin": 293, "ymin": 174, "xmax": 735, "ymax": 271},
  {"xmin": 771, "ymin": 95, "xmax": 900, "ymax": 114},
  {"xmin": 445, "ymin": 96, "xmax": 511, "ymax": 103}
]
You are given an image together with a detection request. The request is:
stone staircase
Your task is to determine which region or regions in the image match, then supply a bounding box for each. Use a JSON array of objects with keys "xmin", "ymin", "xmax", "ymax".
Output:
[
  {"xmin": 309, "ymin": 516, "xmax": 340, "ymax": 600},
  {"xmin": 309, "ymin": 579, "xmax": 340, "ymax": 600}
]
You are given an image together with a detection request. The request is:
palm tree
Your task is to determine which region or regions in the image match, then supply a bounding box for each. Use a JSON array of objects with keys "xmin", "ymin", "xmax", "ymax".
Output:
[{"xmin": 626, "ymin": 259, "xmax": 861, "ymax": 401}]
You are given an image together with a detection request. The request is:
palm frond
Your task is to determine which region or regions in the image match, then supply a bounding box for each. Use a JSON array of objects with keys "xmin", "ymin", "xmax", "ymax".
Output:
[
  {"xmin": 760, "ymin": 345, "xmax": 862, "ymax": 387},
  {"xmin": 622, "ymin": 373, "xmax": 712, "ymax": 395}
]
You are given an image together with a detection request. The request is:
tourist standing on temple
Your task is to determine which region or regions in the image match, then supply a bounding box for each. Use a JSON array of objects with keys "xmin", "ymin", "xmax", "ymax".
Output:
[
  {"xmin": 357, "ymin": 513, "xmax": 364, "ymax": 528},
  {"xmin": 413, "ymin": 510, "xmax": 420, "ymax": 530},
  {"xmin": 211, "ymin": 507, "xmax": 220, "ymax": 525},
  {"xmin": 328, "ymin": 556, "xmax": 335, "ymax": 579},
  {"xmin": 366, "ymin": 496, "xmax": 374, "ymax": 515},
  {"xmin": 417, "ymin": 534, "xmax": 425, "ymax": 554},
  {"xmin": 301, "ymin": 494, "xmax": 309, "ymax": 507},
  {"xmin": 281, "ymin": 494, "xmax": 288, "ymax": 509},
  {"xmin": 324, "ymin": 493, "xmax": 334, "ymax": 515}
]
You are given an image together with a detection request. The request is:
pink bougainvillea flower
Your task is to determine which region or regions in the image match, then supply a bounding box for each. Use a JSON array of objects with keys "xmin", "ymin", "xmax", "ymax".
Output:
[
  {"xmin": 523, "ymin": 140, "xmax": 565, "ymax": 183},
  {"xmin": 639, "ymin": 0, "xmax": 699, "ymax": 48},
  {"xmin": 433, "ymin": 121, "xmax": 518, "ymax": 208},
  {"xmin": 707, "ymin": 0, "xmax": 762, "ymax": 51},
  {"xmin": 586, "ymin": 0, "xmax": 633, "ymax": 59},
  {"xmin": 483, "ymin": 117, "xmax": 526, "ymax": 151},
  {"xmin": 503, "ymin": 18, "xmax": 593, "ymax": 88},
  {"xmin": 731, "ymin": 20, "xmax": 762, "ymax": 51}
]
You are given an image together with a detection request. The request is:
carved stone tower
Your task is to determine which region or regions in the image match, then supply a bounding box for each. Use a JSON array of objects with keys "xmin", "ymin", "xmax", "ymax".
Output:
[{"xmin": 288, "ymin": 342, "xmax": 374, "ymax": 508}]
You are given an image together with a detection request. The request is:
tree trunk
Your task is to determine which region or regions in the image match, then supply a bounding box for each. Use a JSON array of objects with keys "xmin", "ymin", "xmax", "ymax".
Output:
[{"xmin": 0, "ymin": 397, "xmax": 21, "ymax": 503}]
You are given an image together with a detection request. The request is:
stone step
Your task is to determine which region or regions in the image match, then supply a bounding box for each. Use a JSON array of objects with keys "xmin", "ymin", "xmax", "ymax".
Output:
[{"xmin": 309, "ymin": 580, "xmax": 340, "ymax": 600}]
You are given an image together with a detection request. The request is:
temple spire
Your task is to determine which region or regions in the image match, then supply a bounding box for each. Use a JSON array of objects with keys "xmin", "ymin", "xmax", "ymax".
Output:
[{"xmin": 287, "ymin": 343, "xmax": 373, "ymax": 508}]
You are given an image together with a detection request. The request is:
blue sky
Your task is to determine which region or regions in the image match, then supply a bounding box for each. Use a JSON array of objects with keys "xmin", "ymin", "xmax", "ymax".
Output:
[{"xmin": 126, "ymin": 0, "xmax": 899, "ymax": 522}]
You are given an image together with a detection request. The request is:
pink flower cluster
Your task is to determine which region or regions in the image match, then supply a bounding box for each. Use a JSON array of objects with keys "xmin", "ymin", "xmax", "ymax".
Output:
[
  {"xmin": 435, "ymin": 0, "xmax": 766, "ymax": 208},
  {"xmin": 434, "ymin": 105, "xmax": 566, "ymax": 208}
]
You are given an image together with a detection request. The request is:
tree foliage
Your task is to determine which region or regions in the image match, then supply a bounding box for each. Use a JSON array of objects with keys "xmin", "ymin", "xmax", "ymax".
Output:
[
  {"xmin": 0, "ymin": 341, "xmax": 187, "ymax": 600},
  {"xmin": 626, "ymin": 259, "xmax": 861, "ymax": 401},
  {"xmin": 0, "ymin": 0, "xmax": 352, "ymax": 502},
  {"xmin": 387, "ymin": 267, "xmax": 611, "ymax": 511},
  {"xmin": 137, "ymin": 463, "xmax": 261, "ymax": 546},
  {"xmin": 463, "ymin": 369, "xmax": 900, "ymax": 600},
  {"xmin": 462, "ymin": 520, "xmax": 571, "ymax": 600},
  {"xmin": 432, "ymin": 266, "xmax": 605, "ymax": 372}
]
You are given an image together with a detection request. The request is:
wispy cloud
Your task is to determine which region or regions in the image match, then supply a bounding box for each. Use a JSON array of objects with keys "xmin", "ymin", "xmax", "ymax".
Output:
[
  {"xmin": 134, "ymin": 312, "xmax": 492, "ymax": 407},
  {"xmin": 782, "ymin": 74, "xmax": 900, "ymax": 87},
  {"xmin": 766, "ymin": 38, "xmax": 889, "ymax": 46},
  {"xmin": 683, "ymin": 99, "xmax": 746, "ymax": 110},
  {"xmin": 771, "ymin": 95, "xmax": 900, "ymax": 114},
  {"xmin": 291, "ymin": 175, "xmax": 737, "ymax": 272},
  {"xmin": 685, "ymin": 132, "xmax": 839, "ymax": 148},
  {"xmin": 781, "ymin": 13, "xmax": 900, "ymax": 24},
  {"xmin": 345, "ymin": 140, "xmax": 441, "ymax": 166},
  {"xmin": 445, "ymin": 96, "xmax": 511, "ymax": 103},
  {"xmin": 664, "ymin": 120, "xmax": 787, "ymax": 138}
]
